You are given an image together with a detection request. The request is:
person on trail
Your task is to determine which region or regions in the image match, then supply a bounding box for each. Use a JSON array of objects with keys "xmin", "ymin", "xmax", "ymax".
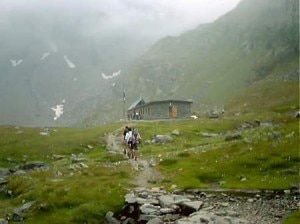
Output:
[
  {"xmin": 131, "ymin": 129, "xmax": 142, "ymax": 160},
  {"xmin": 123, "ymin": 126, "xmax": 129, "ymax": 154},
  {"xmin": 125, "ymin": 127, "xmax": 133, "ymax": 158}
]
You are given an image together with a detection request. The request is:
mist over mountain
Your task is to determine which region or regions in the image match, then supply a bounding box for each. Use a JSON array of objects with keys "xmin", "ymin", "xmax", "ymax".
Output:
[
  {"xmin": 0, "ymin": 0, "xmax": 298, "ymax": 127},
  {"xmin": 117, "ymin": 0, "xmax": 299, "ymax": 117},
  {"xmin": 0, "ymin": 0, "xmax": 241, "ymax": 127},
  {"xmin": 0, "ymin": 7, "xmax": 153, "ymax": 126}
]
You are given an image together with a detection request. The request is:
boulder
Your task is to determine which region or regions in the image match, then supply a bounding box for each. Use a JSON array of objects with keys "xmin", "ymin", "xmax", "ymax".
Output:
[
  {"xmin": 0, "ymin": 219, "xmax": 8, "ymax": 224},
  {"xmin": 21, "ymin": 162, "xmax": 47, "ymax": 170},
  {"xmin": 225, "ymin": 133, "xmax": 242, "ymax": 141},
  {"xmin": 171, "ymin": 130, "xmax": 180, "ymax": 136},
  {"xmin": 13, "ymin": 201, "xmax": 35, "ymax": 222},
  {"xmin": 152, "ymin": 135, "xmax": 173, "ymax": 144},
  {"xmin": 146, "ymin": 217, "xmax": 163, "ymax": 224}
]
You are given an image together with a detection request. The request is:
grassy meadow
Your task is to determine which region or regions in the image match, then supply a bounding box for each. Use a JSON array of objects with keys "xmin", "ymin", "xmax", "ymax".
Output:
[{"xmin": 0, "ymin": 108, "xmax": 299, "ymax": 223}]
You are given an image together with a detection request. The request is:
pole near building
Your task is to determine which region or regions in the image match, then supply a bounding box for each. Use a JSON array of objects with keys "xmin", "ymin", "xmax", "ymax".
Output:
[{"xmin": 123, "ymin": 89, "xmax": 126, "ymax": 120}]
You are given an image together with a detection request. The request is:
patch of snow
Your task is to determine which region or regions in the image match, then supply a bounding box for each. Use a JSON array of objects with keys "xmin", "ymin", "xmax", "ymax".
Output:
[
  {"xmin": 41, "ymin": 52, "xmax": 50, "ymax": 60},
  {"xmin": 63, "ymin": 55, "xmax": 76, "ymax": 68},
  {"xmin": 10, "ymin": 59, "xmax": 23, "ymax": 67},
  {"xmin": 101, "ymin": 70, "xmax": 121, "ymax": 79},
  {"xmin": 51, "ymin": 104, "xmax": 64, "ymax": 120}
]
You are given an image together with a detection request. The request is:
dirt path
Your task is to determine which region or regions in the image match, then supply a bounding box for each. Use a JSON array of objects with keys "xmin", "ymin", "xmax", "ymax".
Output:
[{"xmin": 105, "ymin": 129, "xmax": 162, "ymax": 188}]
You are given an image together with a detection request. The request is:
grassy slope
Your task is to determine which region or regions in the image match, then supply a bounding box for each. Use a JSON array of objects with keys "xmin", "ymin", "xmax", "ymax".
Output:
[
  {"xmin": 0, "ymin": 0, "xmax": 299, "ymax": 222},
  {"xmin": 0, "ymin": 97, "xmax": 299, "ymax": 222},
  {"xmin": 0, "ymin": 123, "xmax": 132, "ymax": 223}
]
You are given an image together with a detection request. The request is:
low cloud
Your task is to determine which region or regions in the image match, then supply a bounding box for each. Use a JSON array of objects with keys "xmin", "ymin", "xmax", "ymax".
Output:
[{"xmin": 0, "ymin": 0, "xmax": 241, "ymax": 38}]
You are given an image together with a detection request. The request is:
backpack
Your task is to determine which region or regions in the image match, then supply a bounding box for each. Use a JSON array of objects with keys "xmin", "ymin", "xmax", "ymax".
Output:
[{"xmin": 131, "ymin": 129, "xmax": 140, "ymax": 144}]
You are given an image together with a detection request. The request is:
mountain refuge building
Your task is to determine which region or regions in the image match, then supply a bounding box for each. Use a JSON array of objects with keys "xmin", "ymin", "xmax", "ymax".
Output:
[{"xmin": 127, "ymin": 98, "xmax": 193, "ymax": 120}]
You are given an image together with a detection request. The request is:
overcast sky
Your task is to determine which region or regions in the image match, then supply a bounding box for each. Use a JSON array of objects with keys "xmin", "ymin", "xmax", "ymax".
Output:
[{"xmin": 0, "ymin": 0, "xmax": 241, "ymax": 37}]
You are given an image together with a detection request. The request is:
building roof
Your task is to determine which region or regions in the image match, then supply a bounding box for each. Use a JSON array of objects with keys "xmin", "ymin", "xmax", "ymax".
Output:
[
  {"xmin": 128, "ymin": 99, "xmax": 193, "ymax": 111},
  {"xmin": 127, "ymin": 97, "xmax": 145, "ymax": 110}
]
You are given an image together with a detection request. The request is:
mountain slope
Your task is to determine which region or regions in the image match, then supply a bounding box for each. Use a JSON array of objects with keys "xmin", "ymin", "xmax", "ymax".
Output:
[
  {"xmin": 0, "ymin": 9, "xmax": 152, "ymax": 126},
  {"xmin": 120, "ymin": 0, "xmax": 299, "ymax": 114}
]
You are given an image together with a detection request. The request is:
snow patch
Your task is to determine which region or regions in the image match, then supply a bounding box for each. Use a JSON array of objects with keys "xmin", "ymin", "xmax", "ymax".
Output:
[
  {"xmin": 101, "ymin": 70, "xmax": 121, "ymax": 79},
  {"xmin": 63, "ymin": 55, "xmax": 76, "ymax": 68},
  {"xmin": 51, "ymin": 104, "xmax": 64, "ymax": 121},
  {"xmin": 41, "ymin": 52, "xmax": 50, "ymax": 60},
  {"xmin": 10, "ymin": 59, "xmax": 23, "ymax": 67}
]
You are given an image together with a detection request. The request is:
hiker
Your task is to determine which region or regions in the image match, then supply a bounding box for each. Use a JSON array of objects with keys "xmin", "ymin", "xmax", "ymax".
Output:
[
  {"xmin": 125, "ymin": 127, "xmax": 133, "ymax": 158},
  {"xmin": 131, "ymin": 129, "xmax": 142, "ymax": 160},
  {"xmin": 122, "ymin": 126, "xmax": 129, "ymax": 154}
]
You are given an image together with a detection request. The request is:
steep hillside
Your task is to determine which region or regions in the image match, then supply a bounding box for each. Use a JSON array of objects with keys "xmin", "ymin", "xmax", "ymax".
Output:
[{"xmin": 121, "ymin": 0, "xmax": 299, "ymax": 114}]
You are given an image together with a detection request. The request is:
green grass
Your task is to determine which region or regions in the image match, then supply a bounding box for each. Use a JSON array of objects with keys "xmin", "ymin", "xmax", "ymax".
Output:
[
  {"xmin": 136, "ymin": 117, "xmax": 299, "ymax": 190},
  {"xmin": 0, "ymin": 110, "xmax": 299, "ymax": 222},
  {"xmin": 0, "ymin": 123, "xmax": 132, "ymax": 223},
  {"xmin": 283, "ymin": 210, "xmax": 300, "ymax": 224}
]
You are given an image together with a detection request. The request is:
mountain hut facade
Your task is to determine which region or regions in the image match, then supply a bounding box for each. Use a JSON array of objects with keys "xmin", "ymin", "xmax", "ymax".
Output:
[{"xmin": 127, "ymin": 98, "xmax": 193, "ymax": 120}]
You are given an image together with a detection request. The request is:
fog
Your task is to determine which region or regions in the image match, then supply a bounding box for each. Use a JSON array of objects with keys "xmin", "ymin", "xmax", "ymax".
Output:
[
  {"xmin": 0, "ymin": 0, "xmax": 242, "ymax": 126},
  {"xmin": 0, "ymin": 0, "xmax": 240, "ymax": 38}
]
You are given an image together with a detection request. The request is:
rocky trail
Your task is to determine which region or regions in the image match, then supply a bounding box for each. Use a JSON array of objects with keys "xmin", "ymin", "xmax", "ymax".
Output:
[
  {"xmin": 104, "ymin": 128, "xmax": 299, "ymax": 224},
  {"xmin": 105, "ymin": 130, "xmax": 163, "ymax": 188}
]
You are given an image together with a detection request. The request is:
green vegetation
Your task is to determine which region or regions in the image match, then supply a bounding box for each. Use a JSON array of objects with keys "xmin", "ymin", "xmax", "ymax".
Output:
[
  {"xmin": 0, "ymin": 123, "xmax": 132, "ymax": 223},
  {"xmin": 130, "ymin": 115, "xmax": 299, "ymax": 190},
  {"xmin": 0, "ymin": 110, "xmax": 299, "ymax": 222},
  {"xmin": 0, "ymin": 0, "xmax": 298, "ymax": 222},
  {"xmin": 283, "ymin": 210, "xmax": 300, "ymax": 224}
]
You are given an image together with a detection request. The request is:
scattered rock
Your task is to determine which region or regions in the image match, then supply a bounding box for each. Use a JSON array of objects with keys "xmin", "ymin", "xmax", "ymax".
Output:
[
  {"xmin": 0, "ymin": 218, "xmax": 8, "ymax": 224},
  {"xmin": 171, "ymin": 130, "xmax": 180, "ymax": 136},
  {"xmin": 107, "ymin": 187, "xmax": 299, "ymax": 224},
  {"xmin": 71, "ymin": 154, "xmax": 87, "ymax": 163},
  {"xmin": 79, "ymin": 162, "xmax": 89, "ymax": 168},
  {"xmin": 152, "ymin": 135, "xmax": 173, "ymax": 144},
  {"xmin": 87, "ymin": 144, "xmax": 94, "ymax": 149},
  {"xmin": 51, "ymin": 154, "xmax": 65, "ymax": 160},
  {"xmin": 208, "ymin": 112, "xmax": 219, "ymax": 119},
  {"xmin": 146, "ymin": 217, "xmax": 163, "ymax": 224},
  {"xmin": 13, "ymin": 201, "xmax": 35, "ymax": 222},
  {"xmin": 225, "ymin": 133, "xmax": 242, "ymax": 141},
  {"xmin": 0, "ymin": 168, "xmax": 10, "ymax": 179},
  {"xmin": 272, "ymin": 132, "xmax": 281, "ymax": 140},
  {"xmin": 21, "ymin": 162, "xmax": 47, "ymax": 170},
  {"xmin": 39, "ymin": 132, "xmax": 49, "ymax": 136},
  {"xmin": 201, "ymin": 132, "xmax": 219, "ymax": 137}
]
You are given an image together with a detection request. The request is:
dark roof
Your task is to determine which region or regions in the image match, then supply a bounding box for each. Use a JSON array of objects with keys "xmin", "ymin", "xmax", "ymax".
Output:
[
  {"xmin": 128, "ymin": 99, "xmax": 193, "ymax": 111},
  {"xmin": 127, "ymin": 97, "xmax": 145, "ymax": 110}
]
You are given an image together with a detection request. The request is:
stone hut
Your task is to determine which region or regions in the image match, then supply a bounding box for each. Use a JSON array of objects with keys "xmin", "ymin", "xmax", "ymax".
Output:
[{"xmin": 127, "ymin": 98, "xmax": 193, "ymax": 120}]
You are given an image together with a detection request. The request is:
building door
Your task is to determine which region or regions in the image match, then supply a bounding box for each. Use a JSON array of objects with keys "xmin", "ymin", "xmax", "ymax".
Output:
[{"xmin": 169, "ymin": 105, "xmax": 178, "ymax": 118}]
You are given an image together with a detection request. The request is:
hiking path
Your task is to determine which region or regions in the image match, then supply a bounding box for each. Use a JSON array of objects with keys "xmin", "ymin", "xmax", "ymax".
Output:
[{"xmin": 105, "ymin": 126, "xmax": 162, "ymax": 188}]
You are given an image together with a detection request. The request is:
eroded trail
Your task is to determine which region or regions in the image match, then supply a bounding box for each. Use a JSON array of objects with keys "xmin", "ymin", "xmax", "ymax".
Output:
[{"xmin": 105, "ymin": 130, "xmax": 162, "ymax": 188}]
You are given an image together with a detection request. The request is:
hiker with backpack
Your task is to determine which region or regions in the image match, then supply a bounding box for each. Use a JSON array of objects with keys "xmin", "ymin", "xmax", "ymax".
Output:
[
  {"xmin": 122, "ymin": 126, "xmax": 129, "ymax": 154},
  {"xmin": 131, "ymin": 129, "xmax": 142, "ymax": 160},
  {"xmin": 124, "ymin": 127, "xmax": 134, "ymax": 158}
]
